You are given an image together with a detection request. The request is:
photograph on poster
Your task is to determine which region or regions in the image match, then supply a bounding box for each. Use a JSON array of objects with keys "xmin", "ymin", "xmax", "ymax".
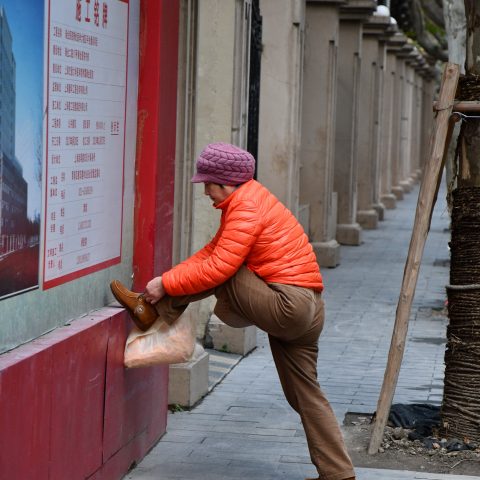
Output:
[{"xmin": 0, "ymin": 1, "xmax": 43, "ymax": 299}]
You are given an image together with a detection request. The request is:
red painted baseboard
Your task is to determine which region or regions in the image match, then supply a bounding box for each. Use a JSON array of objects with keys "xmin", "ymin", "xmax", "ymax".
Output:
[{"xmin": 0, "ymin": 308, "xmax": 168, "ymax": 480}]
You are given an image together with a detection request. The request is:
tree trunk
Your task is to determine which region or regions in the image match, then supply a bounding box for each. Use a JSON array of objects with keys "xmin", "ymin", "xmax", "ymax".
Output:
[
  {"xmin": 442, "ymin": 0, "xmax": 466, "ymax": 73},
  {"xmin": 440, "ymin": 0, "xmax": 480, "ymax": 443},
  {"xmin": 442, "ymin": 0, "xmax": 465, "ymax": 208}
]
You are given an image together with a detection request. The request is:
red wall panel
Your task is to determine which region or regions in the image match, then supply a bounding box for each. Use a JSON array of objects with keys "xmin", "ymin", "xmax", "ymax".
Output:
[
  {"xmin": 0, "ymin": 346, "xmax": 52, "ymax": 480},
  {"xmin": 102, "ymin": 311, "xmax": 167, "ymax": 462},
  {"xmin": 0, "ymin": 310, "xmax": 168, "ymax": 480},
  {"xmin": 49, "ymin": 320, "xmax": 109, "ymax": 480}
]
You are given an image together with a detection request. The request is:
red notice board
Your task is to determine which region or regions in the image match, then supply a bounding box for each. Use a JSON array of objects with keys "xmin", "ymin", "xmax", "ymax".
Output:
[{"xmin": 43, "ymin": 0, "xmax": 129, "ymax": 289}]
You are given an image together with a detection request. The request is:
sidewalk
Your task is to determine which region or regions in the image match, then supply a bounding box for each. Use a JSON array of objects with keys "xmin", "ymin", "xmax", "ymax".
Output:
[{"xmin": 125, "ymin": 181, "xmax": 476, "ymax": 480}]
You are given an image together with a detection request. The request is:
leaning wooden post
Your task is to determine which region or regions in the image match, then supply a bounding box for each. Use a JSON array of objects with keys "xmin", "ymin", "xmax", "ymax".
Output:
[{"xmin": 368, "ymin": 63, "xmax": 460, "ymax": 455}]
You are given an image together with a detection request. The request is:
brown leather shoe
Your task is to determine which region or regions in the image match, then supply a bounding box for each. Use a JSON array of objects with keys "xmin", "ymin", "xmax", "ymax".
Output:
[{"xmin": 110, "ymin": 280, "xmax": 158, "ymax": 331}]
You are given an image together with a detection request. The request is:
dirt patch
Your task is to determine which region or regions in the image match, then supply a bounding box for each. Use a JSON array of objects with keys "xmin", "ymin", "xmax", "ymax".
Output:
[{"xmin": 343, "ymin": 413, "xmax": 480, "ymax": 476}]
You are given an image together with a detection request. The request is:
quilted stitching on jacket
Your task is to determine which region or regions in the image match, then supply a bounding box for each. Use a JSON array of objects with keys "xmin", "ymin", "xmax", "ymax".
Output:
[{"xmin": 162, "ymin": 180, "xmax": 323, "ymax": 295}]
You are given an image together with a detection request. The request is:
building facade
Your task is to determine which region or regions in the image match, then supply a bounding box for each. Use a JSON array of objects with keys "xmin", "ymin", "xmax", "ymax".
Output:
[
  {"xmin": 0, "ymin": 7, "xmax": 28, "ymax": 255},
  {"xmin": 0, "ymin": 6, "xmax": 16, "ymax": 161},
  {"xmin": 0, "ymin": 153, "xmax": 28, "ymax": 253},
  {"xmin": 0, "ymin": 1, "xmax": 437, "ymax": 479}
]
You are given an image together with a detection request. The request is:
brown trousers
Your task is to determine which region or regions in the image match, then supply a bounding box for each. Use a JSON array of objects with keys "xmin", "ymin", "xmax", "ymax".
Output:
[{"xmin": 155, "ymin": 266, "xmax": 355, "ymax": 480}]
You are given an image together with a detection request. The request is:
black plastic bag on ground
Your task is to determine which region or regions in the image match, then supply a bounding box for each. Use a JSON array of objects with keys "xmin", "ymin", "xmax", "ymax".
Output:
[
  {"xmin": 388, "ymin": 403, "xmax": 440, "ymax": 436},
  {"xmin": 387, "ymin": 403, "xmax": 478, "ymax": 451}
]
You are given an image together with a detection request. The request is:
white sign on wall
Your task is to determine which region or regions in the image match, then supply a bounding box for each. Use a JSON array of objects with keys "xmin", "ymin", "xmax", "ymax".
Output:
[{"xmin": 43, "ymin": 0, "xmax": 129, "ymax": 288}]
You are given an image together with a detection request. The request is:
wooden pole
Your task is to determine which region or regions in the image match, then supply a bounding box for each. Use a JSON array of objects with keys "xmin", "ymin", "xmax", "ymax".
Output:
[{"xmin": 368, "ymin": 63, "xmax": 460, "ymax": 455}]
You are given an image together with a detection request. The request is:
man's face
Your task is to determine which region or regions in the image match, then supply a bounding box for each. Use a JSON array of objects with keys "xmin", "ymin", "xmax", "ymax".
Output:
[{"xmin": 204, "ymin": 182, "xmax": 236, "ymax": 206}]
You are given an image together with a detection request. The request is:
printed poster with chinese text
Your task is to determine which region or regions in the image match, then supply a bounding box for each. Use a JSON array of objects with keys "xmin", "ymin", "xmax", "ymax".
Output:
[{"xmin": 43, "ymin": 0, "xmax": 129, "ymax": 288}]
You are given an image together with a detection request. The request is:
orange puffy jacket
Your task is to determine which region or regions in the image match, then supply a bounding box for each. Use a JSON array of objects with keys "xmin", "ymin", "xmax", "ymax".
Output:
[{"xmin": 162, "ymin": 179, "xmax": 323, "ymax": 295}]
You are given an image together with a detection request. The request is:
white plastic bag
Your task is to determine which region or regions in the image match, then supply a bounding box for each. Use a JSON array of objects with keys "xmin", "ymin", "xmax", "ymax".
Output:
[{"xmin": 124, "ymin": 311, "xmax": 195, "ymax": 368}]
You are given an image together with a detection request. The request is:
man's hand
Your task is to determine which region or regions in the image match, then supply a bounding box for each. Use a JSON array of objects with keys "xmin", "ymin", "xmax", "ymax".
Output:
[{"xmin": 144, "ymin": 276, "xmax": 166, "ymax": 304}]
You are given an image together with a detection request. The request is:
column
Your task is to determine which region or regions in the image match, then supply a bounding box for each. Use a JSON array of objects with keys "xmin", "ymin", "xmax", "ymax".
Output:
[
  {"xmin": 257, "ymin": 0, "xmax": 305, "ymax": 215},
  {"xmin": 397, "ymin": 44, "xmax": 416, "ymax": 193},
  {"xmin": 403, "ymin": 54, "xmax": 417, "ymax": 189},
  {"xmin": 410, "ymin": 55, "xmax": 427, "ymax": 181},
  {"xmin": 300, "ymin": 0, "xmax": 344, "ymax": 267},
  {"xmin": 390, "ymin": 43, "xmax": 412, "ymax": 199},
  {"xmin": 371, "ymin": 16, "xmax": 393, "ymax": 221},
  {"xmin": 379, "ymin": 27, "xmax": 405, "ymax": 209},
  {"xmin": 356, "ymin": 12, "xmax": 390, "ymax": 229},
  {"xmin": 409, "ymin": 56, "xmax": 423, "ymax": 183},
  {"xmin": 334, "ymin": 0, "xmax": 376, "ymax": 246}
]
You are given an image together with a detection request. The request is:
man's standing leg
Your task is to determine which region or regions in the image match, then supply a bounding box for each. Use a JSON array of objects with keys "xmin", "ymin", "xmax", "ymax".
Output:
[
  {"xmin": 268, "ymin": 301, "xmax": 355, "ymax": 480},
  {"xmin": 214, "ymin": 267, "xmax": 355, "ymax": 478}
]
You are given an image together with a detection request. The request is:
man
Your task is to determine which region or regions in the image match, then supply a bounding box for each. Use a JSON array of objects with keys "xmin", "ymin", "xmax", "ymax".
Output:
[{"xmin": 111, "ymin": 142, "xmax": 355, "ymax": 480}]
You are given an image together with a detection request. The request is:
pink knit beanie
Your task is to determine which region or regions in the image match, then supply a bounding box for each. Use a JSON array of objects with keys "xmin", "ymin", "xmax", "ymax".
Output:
[{"xmin": 191, "ymin": 143, "xmax": 255, "ymax": 185}]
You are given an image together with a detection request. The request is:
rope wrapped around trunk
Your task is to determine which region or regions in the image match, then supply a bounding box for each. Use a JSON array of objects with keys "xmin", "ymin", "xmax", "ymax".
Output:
[
  {"xmin": 440, "ymin": 78, "xmax": 480, "ymax": 442},
  {"xmin": 441, "ymin": 186, "xmax": 480, "ymax": 442},
  {"xmin": 457, "ymin": 74, "xmax": 480, "ymax": 101}
]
